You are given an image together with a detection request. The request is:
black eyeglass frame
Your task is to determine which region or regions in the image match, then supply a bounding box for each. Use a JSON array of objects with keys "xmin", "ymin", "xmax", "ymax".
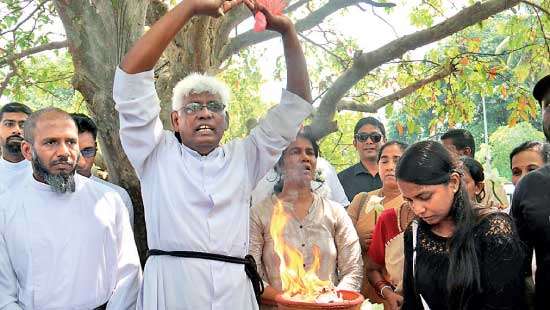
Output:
[
  {"xmin": 181, "ymin": 101, "xmax": 226, "ymax": 115},
  {"xmin": 354, "ymin": 132, "xmax": 383, "ymax": 143}
]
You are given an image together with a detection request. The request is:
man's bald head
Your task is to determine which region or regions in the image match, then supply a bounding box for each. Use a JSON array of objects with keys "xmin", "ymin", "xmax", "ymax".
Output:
[
  {"xmin": 24, "ymin": 107, "xmax": 76, "ymax": 145},
  {"xmin": 21, "ymin": 107, "xmax": 80, "ymax": 193}
]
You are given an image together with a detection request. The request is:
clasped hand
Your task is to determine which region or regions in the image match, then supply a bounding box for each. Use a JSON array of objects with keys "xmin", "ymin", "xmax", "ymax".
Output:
[{"xmin": 189, "ymin": 0, "xmax": 293, "ymax": 34}]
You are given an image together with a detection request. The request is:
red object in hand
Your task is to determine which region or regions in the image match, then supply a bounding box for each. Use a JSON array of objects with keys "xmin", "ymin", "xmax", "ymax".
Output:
[
  {"xmin": 254, "ymin": 11, "xmax": 267, "ymax": 32},
  {"xmin": 253, "ymin": 0, "xmax": 287, "ymax": 32}
]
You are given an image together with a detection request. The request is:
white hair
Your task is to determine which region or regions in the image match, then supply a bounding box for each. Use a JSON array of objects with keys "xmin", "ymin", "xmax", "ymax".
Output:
[{"xmin": 171, "ymin": 73, "xmax": 231, "ymax": 111}]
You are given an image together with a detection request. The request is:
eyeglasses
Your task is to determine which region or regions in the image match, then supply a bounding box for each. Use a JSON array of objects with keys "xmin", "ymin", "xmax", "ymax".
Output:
[
  {"xmin": 182, "ymin": 101, "xmax": 225, "ymax": 115},
  {"xmin": 355, "ymin": 132, "xmax": 383, "ymax": 143},
  {"xmin": 80, "ymin": 147, "xmax": 97, "ymax": 158}
]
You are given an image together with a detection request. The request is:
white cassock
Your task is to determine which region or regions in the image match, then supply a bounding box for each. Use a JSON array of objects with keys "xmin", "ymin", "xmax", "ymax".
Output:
[
  {"xmin": 113, "ymin": 67, "xmax": 312, "ymax": 310},
  {"xmin": 0, "ymin": 174, "xmax": 142, "ymax": 309},
  {"xmin": 250, "ymin": 157, "xmax": 350, "ymax": 207},
  {"xmin": 0, "ymin": 157, "xmax": 31, "ymax": 196},
  {"xmin": 91, "ymin": 175, "xmax": 134, "ymax": 228}
]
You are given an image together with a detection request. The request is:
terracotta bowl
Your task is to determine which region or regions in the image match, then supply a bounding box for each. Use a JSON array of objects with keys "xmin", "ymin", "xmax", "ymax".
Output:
[{"xmin": 275, "ymin": 290, "xmax": 364, "ymax": 310}]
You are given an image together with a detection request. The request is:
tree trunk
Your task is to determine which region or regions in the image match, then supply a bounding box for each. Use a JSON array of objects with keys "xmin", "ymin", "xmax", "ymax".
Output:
[
  {"xmin": 53, "ymin": 0, "xmax": 149, "ymax": 264},
  {"xmin": 53, "ymin": 0, "xmax": 239, "ymax": 263}
]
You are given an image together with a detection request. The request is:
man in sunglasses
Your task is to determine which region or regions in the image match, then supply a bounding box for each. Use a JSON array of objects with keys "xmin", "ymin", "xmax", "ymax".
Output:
[
  {"xmin": 71, "ymin": 113, "xmax": 134, "ymax": 228},
  {"xmin": 338, "ymin": 117, "xmax": 386, "ymax": 202},
  {"xmin": 112, "ymin": 0, "xmax": 312, "ymax": 309},
  {"xmin": 511, "ymin": 74, "xmax": 550, "ymax": 310},
  {"xmin": 0, "ymin": 102, "xmax": 32, "ymax": 195}
]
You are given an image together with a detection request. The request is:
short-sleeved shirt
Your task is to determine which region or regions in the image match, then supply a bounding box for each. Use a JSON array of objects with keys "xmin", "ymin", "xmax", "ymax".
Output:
[
  {"xmin": 337, "ymin": 162, "xmax": 382, "ymax": 202},
  {"xmin": 511, "ymin": 164, "xmax": 550, "ymax": 310}
]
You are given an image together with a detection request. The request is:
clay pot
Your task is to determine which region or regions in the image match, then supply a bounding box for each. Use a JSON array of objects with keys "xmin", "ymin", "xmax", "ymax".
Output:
[{"xmin": 275, "ymin": 290, "xmax": 364, "ymax": 310}]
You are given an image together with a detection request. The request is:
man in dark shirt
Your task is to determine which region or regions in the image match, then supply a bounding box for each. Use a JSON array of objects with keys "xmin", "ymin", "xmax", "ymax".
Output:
[
  {"xmin": 338, "ymin": 117, "xmax": 385, "ymax": 202},
  {"xmin": 511, "ymin": 74, "xmax": 550, "ymax": 310}
]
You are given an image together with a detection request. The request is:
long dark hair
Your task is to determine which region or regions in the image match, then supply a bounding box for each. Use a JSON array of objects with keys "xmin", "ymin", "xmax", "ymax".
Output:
[
  {"xmin": 459, "ymin": 156, "xmax": 485, "ymax": 202},
  {"xmin": 273, "ymin": 133, "xmax": 320, "ymax": 193},
  {"xmin": 396, "ymin": 140, "xmax": 481, "ymax": 310}
]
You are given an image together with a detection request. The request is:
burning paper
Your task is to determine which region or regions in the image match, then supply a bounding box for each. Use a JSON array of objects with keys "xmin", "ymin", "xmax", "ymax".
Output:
[{"xmin": 270, "ymin": 201, "xmax": 342, "ymax": 302}]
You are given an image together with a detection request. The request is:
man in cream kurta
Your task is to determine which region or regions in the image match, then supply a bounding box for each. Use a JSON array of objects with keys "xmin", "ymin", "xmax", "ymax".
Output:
[
  {"xmin": 113, "ymin": 0, "xmax": 312, "ymax": 309},
  {"xmin": 0, "ymin": 108, "xmax": 142, "ymax": 309}
]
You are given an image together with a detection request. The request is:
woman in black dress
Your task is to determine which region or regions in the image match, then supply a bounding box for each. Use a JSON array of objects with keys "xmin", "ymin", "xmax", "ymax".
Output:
[{"xmin": 397, "ymin": 141, "xmax": 526, "ymax": 310}]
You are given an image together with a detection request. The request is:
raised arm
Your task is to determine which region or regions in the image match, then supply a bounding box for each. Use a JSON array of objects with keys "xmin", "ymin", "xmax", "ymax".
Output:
[
  {"xmin": 120, "ymin": 0, "xmax": 243, "ymax": 74},
  {"xmin": 248, "ymin": 2, "xmax": 311, "ymax": 102}
]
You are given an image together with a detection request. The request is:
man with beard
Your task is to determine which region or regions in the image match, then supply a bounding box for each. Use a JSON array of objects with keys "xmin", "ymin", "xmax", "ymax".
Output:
[
  {"xmin": 113, "ymin": 0, "xmax": 312, "ymax": 308},
  {"xmin": 0, "ymin": 108, "xmax": 142, "ymax": 309},
  {"xmin": 0, "ymin": 102, "xmax": 32, "ymax": 195},
  {"xmin": 71, "ymin": 113, "xmax": 134, "ymax": 227},
  {"xmin": 511, "ymin": 74, "xmax": 550, "ymax": 310},
  {"xmin": 338, "ymin": 117, "xmax": 386, "ymax": 202}
]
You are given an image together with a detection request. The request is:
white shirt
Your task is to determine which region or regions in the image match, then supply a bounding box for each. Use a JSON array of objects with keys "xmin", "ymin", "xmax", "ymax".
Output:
[
  {"xmin": 0, "ymin": 157, "xmax": 31, "ymax": 196},
  {"xmin": 251, "ymin": 157, "xmax": 350, "ymax": 207},
  {"xmin": 113, "ymin": 67, "xmax": 312, "ymax": 310},
  {"xmin": 0, "ymin": 174, "xmax": 142, "ymax": 309},
  {"xmin": 91, "ymin": 175, "xmax": 134, "ymax": 228}
]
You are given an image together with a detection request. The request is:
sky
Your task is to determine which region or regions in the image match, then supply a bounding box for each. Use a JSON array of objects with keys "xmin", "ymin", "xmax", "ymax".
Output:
[
  {"xmin": 246, "ymin": 0, "xmax": 466, "ymax": 118},
  {"xmin": 2, "ymin": 0, "xmax": 468, "ymax": 111}
]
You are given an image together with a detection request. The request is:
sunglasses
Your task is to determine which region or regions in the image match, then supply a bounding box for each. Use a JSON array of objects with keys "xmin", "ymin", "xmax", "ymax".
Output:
[
  {"xmin": 81, "ymin": 147, "xmax": 97, "ymax": 158},
  {"xmin": 182, "ymin": 101, "xmax": 225, "ymax": 115},
  {"xmin": 355, "ymin": 132, "xmax": 383, "ymax": 143}
]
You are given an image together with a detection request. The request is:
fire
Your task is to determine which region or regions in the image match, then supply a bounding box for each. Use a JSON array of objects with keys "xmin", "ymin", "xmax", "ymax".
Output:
[{"xmin": 270, "ymin": 200, "xmax": 332, "ymax": 301}]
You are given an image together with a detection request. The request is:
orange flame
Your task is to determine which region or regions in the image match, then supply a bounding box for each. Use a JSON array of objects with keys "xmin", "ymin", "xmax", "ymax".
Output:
[{"xmin": 270, "ymin": 200, "xmax": 331, "ymax": 300}]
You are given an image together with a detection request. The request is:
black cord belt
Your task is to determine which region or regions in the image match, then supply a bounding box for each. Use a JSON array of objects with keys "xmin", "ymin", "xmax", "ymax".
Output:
[{"xmin": 147, "ymin": 249, "xmax": 265, "ymax": 305}]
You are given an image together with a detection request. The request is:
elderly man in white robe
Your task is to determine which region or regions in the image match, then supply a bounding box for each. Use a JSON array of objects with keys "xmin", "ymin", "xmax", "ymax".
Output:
[
  {"xmin": 0, "ymin": 108, "xmax": 142, "ymax": 309},
  {"xmin": 113, "ymin": 0, "xmax": 312, "ymax": 309}
]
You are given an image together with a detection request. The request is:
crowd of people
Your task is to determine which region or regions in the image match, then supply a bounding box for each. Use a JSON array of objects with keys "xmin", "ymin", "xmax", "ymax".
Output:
[{"xmin": 0, "ymin": 0, "xmax": 549, "ymax": 309}]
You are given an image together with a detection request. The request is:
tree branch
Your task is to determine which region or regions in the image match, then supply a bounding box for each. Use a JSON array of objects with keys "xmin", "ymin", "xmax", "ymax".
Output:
[
  {"xmin": 310, "ymin": 0, "xmax": 520, "ymax": 139},
  {"xmin": 298, "ymin": 32, "xmax": 349, "ymax": 67},
  {"xmin": 0, "ymin": 0, "xmax": 51, "ymax": 36},
  {"xmin": 0, "ymin": 63, "xmax": 17, "ymax": 98},
  {"xmin": 531, "ymin": 3, "xmax": 550, "ymax": 58},
  {"xmin": 145, "ymin": 0, "xmax": 168, "ymax": 26},
  {"xmin": 0, "ymin": 40, "xmax": 68, "ymax": 67},
  {"xmin": 336, "ymin": 63, "xmax": 455, "ymax": 113},
  {"xmin": 285, "ymin": 0, "xmax": 310, "ymax": 14},
  {"xmin": 219, "ymin": 0, "xmax": 396, "ymax": 62},
  {"xmin": 521, "ymin": 0, "xmax": 550, "ymax": 16}
]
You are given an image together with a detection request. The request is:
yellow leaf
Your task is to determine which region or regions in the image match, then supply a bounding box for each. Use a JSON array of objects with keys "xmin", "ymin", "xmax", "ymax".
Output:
[
  {"xmin": 518, "ymin": 96, "xmax": 528, "ymax": 110},
  {"xmin": 508, "ymin": 115, "xmax": 518, "ymax": 127},
  {"xmin": 500, "ymin": 84, "xmax": 507, "ymax": 98},
  {"xmin": 396, "ymin": 123, "xmax": 404, "ymax": 136}
]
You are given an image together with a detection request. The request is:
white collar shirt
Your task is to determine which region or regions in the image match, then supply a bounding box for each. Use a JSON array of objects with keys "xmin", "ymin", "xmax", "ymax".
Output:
[
  {"xmin": 0, "ymin": 157, "xmax": 31, "ymax": 196},
  {"xmin": 0, "ymin": 174, "xmax": 142, "ymax": 309}
]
